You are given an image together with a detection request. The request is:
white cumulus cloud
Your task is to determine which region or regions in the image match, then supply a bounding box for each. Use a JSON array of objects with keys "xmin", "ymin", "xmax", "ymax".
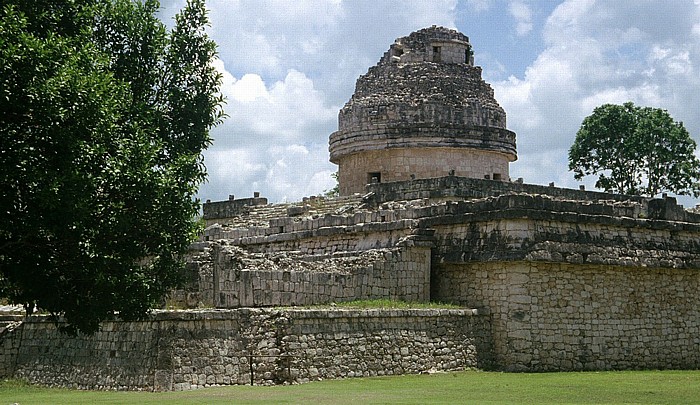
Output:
[
  {"xmin": 509, "ymin": 1, "xmax": 533, "ymax": 36},
  {"xmin": 195, "ymin": 1, "xmax": 459, "ymax": 203},
  {"xmin": 496, "ymin": 0, "xmax": 700, "ymax": 206},
  {"xmin": 158, "ymin": 0, "xmax": 700, "ymax": 208}
]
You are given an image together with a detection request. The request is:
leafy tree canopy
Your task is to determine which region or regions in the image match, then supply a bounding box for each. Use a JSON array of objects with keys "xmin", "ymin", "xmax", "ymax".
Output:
[
  {"xmin": 0, "ymin": 0, "xmax": 224, "ymax": 334},
  {"xmin": 569, "ymin": 102, "xmax": 700, "ymax": 197}
]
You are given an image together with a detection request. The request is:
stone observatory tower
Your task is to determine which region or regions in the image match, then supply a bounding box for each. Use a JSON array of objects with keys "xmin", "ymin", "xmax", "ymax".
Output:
[{"xmin": 329, "ymin": 26, "xmax": 517, "ymax": 195}]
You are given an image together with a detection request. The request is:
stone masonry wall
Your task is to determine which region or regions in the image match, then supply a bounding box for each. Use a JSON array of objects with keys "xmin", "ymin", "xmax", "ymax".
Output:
[
  {"xmin": 416, "ymin": 188, "xmax": 700, "ymax": 372},
  {"xmin": 5, "ymin": 316, "xmax": 162, "ymax": 390},
  {"xmin": 381, "ymin": 26, "xmax": 472, "ymax": 66},
  {"xmin": 164, "ymin": 178, "xmax": 700, "ymax": 378},
  {"xmin": 202, "ymin": 213, "xmax": 417, "ymax": 255},
  {"xmin": 173, "ymin": 243, "xmax": 431, "ymax": 308},
  {"xmin": 337, "ymin": 147, "xmax": 511, "ymax": 196},
  {"xmin": 424, "ymin": 202, "xmax": 700, "ymax": 268},
  {"xmin": 0, "ymin": 320, "xmax": 22, "ymax": 379},
  {"xmin": 203, "ymin": 196, "xmax": 268, "ymax": 221},
  {"xmin": 365, "ymin": 176, "xmax": 652, "ymax": 206},
  {"xmin": 433, "ymin": 261, "xmax": 700, "ymax": 372},
  {"xmin": 1, "ymin": 308, "xmax": 490, "ymax": 391}
]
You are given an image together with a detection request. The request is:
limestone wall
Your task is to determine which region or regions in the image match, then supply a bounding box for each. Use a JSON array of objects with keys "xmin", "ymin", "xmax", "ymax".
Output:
[
  {"xmin": 203, "ymin": 196, "xmax": 268, "ymax": 221},
  {"xmin": 429, "ymin": 40, "xmax": 472, "ymax": 64},
  {"xmin": 5, "ymin": 316, "xmax": 162, "ymax": 390},
  {"xmin": 433, "ymin": 261, "xmax": 700, "ymax": 372},
  {"xmin": 365, "ymin": 176, "xmax": 652, "ymax": 206},
  {"xmin": 0, "ymin": 320, "xmax": 22, "ymax": 379},
  {"xmin": 425, "ymin": 201, "xmax": 700, "ymax": 268},
  {"xmin": 149, "ymin": 177, "xmax": 700, "ymax": 378},
  {"xmin": 202, "ymin": 194, "xmax": 364, "ymax": 228},
  {"xmin": 173, "ymin": 244, "xmax": 431, "ymax": 308},
  {"xmin": 336, "ymin": 147, "xmax": 511, "ymax": 196},
  {"xmin": 202, "ymin": 212, "xmax": 417, "ymax": 254},
  {"xmin": 1, "ymin": 308, "xmax": 490, "ymax": 391}
]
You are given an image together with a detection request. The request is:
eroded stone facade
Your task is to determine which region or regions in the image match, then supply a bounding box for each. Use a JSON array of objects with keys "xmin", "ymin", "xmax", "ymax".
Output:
[
  {"xmin": 329, "ymin": 26, "xmax": 517, "ymax": 195},
  {"xmin": 336, "ymin": 147, "xmax": 510, "ymax": 195},
  {"xmin": 177, "ymin": 245, "xmax": 430, "ymax": 308},
  {"xmin": 436, "ymin": 261, "xmax": 700, "ymax": 371},
  {"xmin": 182, "ymin": 176, "xmax": 700, "ymax": 376},
  {"xmin": 2, "ymin": 309, "xmax": 489, "ymax": 391}
]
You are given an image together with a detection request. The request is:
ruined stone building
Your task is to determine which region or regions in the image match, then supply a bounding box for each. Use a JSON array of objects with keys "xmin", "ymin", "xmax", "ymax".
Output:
[
  {"xmin": 2, "ymin": 26, "xmax": 700, "ymax": 391},
  {"xmin": 329, "ymin": 27, "xmax": 516, "ymax": 195}
]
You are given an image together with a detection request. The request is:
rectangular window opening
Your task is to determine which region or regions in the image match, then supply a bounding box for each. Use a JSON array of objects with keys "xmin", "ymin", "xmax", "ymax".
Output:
[
  {"xmin": 493, "ymin": 173, "xmax": 502, "ymax": 181},
  {"xmin": 368, "ymin": 172, "xmax": 381, "ymax": 184},
  {"xmin": 432, "ymin": 46, "xmax": 441, "ymax": 62}
]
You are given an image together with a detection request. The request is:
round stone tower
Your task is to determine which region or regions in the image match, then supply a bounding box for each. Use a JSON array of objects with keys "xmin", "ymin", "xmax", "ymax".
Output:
[{"xmin": 329, "ymin": 26, "xmax": 517, "ymax": 195}]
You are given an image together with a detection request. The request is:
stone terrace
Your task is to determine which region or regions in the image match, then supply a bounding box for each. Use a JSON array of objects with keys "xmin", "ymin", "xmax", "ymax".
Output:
[{"xmin": 184, "ymin": 176, "xmax": 700, "ymax": 313}]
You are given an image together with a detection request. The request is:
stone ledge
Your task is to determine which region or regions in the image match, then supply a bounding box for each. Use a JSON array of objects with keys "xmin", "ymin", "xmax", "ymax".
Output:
[
  {"xmin": 364, "ymin": 176, "xmax": 650, "ymax": 206},
  {"xmin": 329, "ymin": 125, "xmax": 516, "ymax": 162}
]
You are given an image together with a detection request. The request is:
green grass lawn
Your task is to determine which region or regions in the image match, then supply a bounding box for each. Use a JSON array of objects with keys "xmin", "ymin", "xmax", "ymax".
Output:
[{"xmin": 3, "ymin": 370, "xmax": 700, "ymax": 404}]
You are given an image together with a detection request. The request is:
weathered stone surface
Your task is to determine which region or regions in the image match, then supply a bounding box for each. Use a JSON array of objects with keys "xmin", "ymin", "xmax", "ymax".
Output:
[
  {"xmin": 171, "ymin": 244, "xmax": 431, "ymax": 309},
  {"xmin": 328, "ymin": 26, "xmax": 517, "ymax": 195},
  {"xmin": 1, "ymin": 309, "xmax": 489, "ymax": 391},
  {"xmin": 434, "ymin": 261, "xmax": 700, "ymax": 372},
  {"xmin": 184, "ymin": 175, "xmax": 700, "ymax": 378}
]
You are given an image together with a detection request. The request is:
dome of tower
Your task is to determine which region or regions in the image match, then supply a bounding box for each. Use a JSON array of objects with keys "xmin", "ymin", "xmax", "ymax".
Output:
[{"xmin": 329, "ymin": 26, "xmax": 517, "ymax": 195}]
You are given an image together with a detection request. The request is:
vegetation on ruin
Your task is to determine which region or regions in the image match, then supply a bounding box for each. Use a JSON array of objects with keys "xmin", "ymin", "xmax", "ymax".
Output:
[
  {"xmin": 271, "ymin": 299, "xmax": 462, "ymax": 311},
  {"xmin": 569, "ymin": 102, "xmax": 700, "ymax": 197},
  {"xmin": 321, "ymin": 171, "xmax": 340, "ymax": 198},
  {"xmin": 4, "ymin": 370, "xmax": 700, "ymax": 404},
  {"xmin": 326, "ymin": 299, "xmax": 462, "ymax": 309},
  {"xmin": 0, "ymin": 0, "xmax": 224, "ymax": 334}
]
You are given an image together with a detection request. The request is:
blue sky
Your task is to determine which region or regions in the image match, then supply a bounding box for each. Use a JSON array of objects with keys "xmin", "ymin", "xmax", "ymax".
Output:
[{"xmin": 160, "ymin": 0, "xmax": 700, "ymax": 208}]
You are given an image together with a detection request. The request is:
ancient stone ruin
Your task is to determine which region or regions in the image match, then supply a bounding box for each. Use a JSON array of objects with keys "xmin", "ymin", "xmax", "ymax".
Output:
[
  {"xmin": 329, "ymin": 27, "xmax": 517, "ymax": 195},
  {"xmin": 2, "ymin": 26, "xmax": 700, "ymax": 391}
]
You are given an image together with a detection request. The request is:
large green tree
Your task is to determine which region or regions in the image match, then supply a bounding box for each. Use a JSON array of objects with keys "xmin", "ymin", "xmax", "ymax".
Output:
[
  {"xmin": 569, "ymin": 102, "xmax": 700, "ymax": 197},
  {"xmin": 0, "ymin": 0, "xmax": 224, "ymax": 334}
]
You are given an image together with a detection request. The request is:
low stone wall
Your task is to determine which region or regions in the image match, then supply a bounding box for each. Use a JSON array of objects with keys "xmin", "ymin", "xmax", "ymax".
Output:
[
  {"xmin": 212, "ymin": 247, "xmax": 430, "ymax": 308},
  {"xmin": 0, "ymin": 318, "xmax": 23, "ymax": 379},
  {"xmin": 3, "ymin": 316, "xmax": 161, "ymax": 390},
  {"xmin": 202, "ymin": 214, "xmax": 417, "ymax": 254},
  {"xmin": 1, "ymin": 308, "xmax": 489, "ymax": 391},
  {"xmin": 366, "ymin": 176, "xmax": 651, "ymax": 206},
  {"xmin": 203, "ymin": 196, "xmax": 268, "ymax": 220},
  {"xmin": 434, "ymin": 261, "xmax": 700, "ymax": 372}
]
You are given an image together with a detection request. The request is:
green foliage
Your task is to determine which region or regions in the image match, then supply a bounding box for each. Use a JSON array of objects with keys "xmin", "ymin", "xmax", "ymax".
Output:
[
  {"xmin": 329, "ymin": 299, "xmax": 461, "ymax": 309},
  {"xmin": 0, "ymin": 0, "xmax": 224, "ymax": 334},
  {"xmin": 323, "ymin": 171, "xmax": 340, "ymax": 198},
  {"xmin": 569, "ymin": 102, "xmax": 700, "ymax": 197}
]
